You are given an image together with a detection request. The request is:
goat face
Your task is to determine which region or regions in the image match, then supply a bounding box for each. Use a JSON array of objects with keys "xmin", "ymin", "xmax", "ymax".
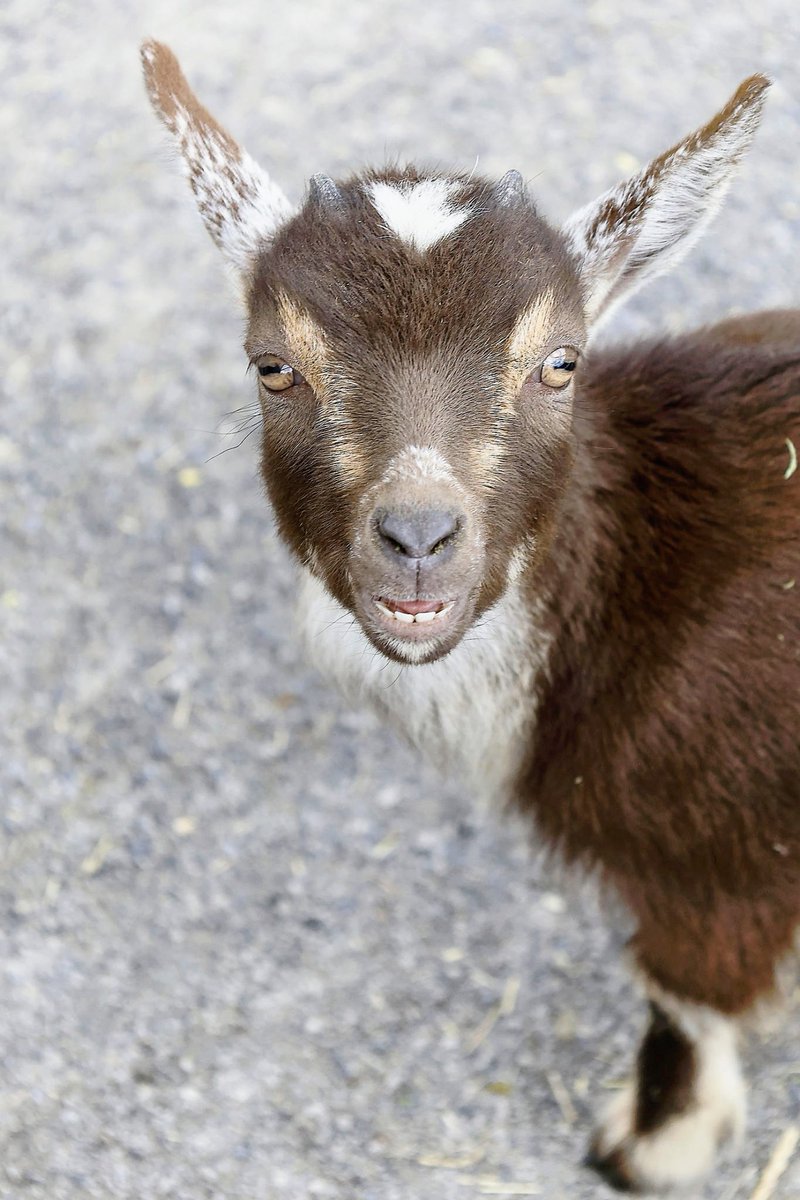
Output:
[
  {"xmin": 245, "ymin": 170, "xmax": 583, "ymax": 663},
  {"xmin": 142, "ymin": 39, "xmax": 769, "ymax": 664}
]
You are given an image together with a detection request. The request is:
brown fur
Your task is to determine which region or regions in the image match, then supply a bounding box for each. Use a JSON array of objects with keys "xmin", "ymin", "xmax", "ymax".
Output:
[{"xmin": 519, "ymin": 325, "xmax": 800, "ymax": 1011}]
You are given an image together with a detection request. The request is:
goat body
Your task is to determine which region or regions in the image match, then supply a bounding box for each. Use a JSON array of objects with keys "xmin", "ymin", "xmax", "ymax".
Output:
[{"xmin": 142, "ymin": 43, "xmax": 799, "ymax": 1192}]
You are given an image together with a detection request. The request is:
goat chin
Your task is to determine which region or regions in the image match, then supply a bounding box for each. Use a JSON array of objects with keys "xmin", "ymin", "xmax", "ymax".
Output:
[{"xmin": 296, "ymin": 566, "xmax": 547, "ymax": 798}]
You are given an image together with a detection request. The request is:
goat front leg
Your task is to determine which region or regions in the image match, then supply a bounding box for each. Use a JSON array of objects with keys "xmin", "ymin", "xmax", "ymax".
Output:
[
  {"xmin": 582, "ymin": 864, "xmax": 800, "ymax": 1191},
  {"xmin": 587, "ymin": 990, "xmax": 745, "ymax": 1193}
]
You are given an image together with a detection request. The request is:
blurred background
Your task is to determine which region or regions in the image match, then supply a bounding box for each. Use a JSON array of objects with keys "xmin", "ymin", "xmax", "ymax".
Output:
[{"xmin": 2, "ymin": 1, "xmax": 799, "ymax": 1197}]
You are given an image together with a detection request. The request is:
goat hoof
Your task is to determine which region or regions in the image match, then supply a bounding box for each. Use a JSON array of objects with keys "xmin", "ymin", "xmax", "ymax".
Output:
[
  {"xmin": 583, "ymin": 1143, "xmax": 639, "ymax": 1192},
  {"xmin": 586, "ymin": 1081, "xmax": 744, "ymax": 1194}
]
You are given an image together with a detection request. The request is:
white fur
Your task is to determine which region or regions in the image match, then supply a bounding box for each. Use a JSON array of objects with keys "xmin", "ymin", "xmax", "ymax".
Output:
[
  {"xmin": 563, "ymin": 87, "xmax": 767, "ymax": 325},
  {"xmin": 381, "ymin": 444, "xmax": 458, "ymax": 486},
  {"xmin": 564, "ymin": 146, "xmax": 732, "ymax": 326},
  {"xmin": 295, "ymin": 568, "xmax": 550, "ymax": 799},
  {"xmin": 506, "ymin": 537, "xmax": 536, "ymax": 586},
  {"xmin": 368, "ymin": 180, "xmax": 471, "ymax": 252},
  {"xmin": 171, "ymin": 104, "xmax": 294, "ymax": 273},
  {"xmin": 594, "ymin": 997, "xmax": 746, "ymax": 1191}
]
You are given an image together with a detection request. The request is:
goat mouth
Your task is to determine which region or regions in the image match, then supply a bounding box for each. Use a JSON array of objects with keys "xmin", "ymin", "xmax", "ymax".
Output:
[
  {"xmin": 373, "ymin": 596, "xmax": 456, "ymax": 626},
  {"xmin": 359, "ymin": 590, "xmax": 472, "ymax": 663}
]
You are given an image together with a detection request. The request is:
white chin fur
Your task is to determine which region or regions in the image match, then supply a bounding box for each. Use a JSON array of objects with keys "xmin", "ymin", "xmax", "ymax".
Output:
[{"xmin": 294, "ymin": 566, "xmax": 550, "ymax": 798}]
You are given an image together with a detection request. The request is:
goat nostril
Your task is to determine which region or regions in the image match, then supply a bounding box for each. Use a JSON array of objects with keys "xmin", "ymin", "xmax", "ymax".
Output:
[
  {"xmin": 384, "ymin": 534, "xmax": 409, "ymax": 557},
  {"xmin": 376, "ymin": 508, "xmax": 462, "ymax": 562},
  {"xmin": 430, "ymin": 530, "xmax": 456, "ymax": 556}
]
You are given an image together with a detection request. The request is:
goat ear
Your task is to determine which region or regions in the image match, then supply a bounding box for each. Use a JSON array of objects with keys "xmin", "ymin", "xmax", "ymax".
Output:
[
  {"xmin": 140, "ymin": 40, "xmax": 294, "ymax": 274},
  {"xmin": 562, "ymin": 75, "xmax": 771, "ymax": 326}
]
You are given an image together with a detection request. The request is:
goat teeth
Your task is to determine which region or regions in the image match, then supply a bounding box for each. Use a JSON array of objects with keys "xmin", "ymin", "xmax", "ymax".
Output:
[{"xmin": 374, "ymin": 598, "xmax": 456, "ymax": 625}]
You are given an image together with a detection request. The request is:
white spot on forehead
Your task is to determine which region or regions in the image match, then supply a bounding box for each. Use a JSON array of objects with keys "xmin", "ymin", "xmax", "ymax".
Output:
[
  {"xmin": 381, "ymin": 445, "xmax": 457, "ymax": 486},
  {"xmin": 368, "ymin": 179, "xmax": 471, "ymax": 252}
]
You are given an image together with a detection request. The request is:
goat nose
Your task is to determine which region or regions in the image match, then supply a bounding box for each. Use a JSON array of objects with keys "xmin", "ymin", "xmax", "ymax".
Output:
[{"xmin": 376, "ymin": 507, "xmax": 462, "ymax": 563}]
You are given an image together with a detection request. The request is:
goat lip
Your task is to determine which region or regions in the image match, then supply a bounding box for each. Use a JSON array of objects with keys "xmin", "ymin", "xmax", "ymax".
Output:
[{"xmin": 370, "ymin": 594, "xmax": 459, "ymax": 637}]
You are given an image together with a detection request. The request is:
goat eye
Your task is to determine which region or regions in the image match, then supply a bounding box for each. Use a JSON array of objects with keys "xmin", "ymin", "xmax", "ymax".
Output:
[
  {"xmin": 257, "ymin": 355, "xmax": 304, "ymax": 392},
  {"xmin": 540, "ymin": 347, "xmax": 578, "ymax": 389}
]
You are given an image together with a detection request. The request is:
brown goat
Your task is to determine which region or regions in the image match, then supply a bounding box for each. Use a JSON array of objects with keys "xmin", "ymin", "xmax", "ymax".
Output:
[{"xmin": 142, "ymin": 41, "xmax": 799, "ymax": 1193}]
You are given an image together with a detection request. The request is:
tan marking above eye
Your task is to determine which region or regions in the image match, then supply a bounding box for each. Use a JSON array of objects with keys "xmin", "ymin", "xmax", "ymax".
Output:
[
  {"xmin": 275, "ymin": 293, "xmax": 328, "ymax": 394},
  {"xmin": 540, "ymin": 346, "xmax": 579, "ymax": 389},
  {"xmin": 257, "ymin": 355, "xmax": 305, "ymax": 392},
  {"xmin": 508, "ymin": 290, "xmax": 556, "ymax": 361}
]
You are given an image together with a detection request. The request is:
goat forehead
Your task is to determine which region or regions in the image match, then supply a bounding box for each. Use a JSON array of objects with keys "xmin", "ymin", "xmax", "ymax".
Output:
[{"xmin": 252, "ymin": 169, "xmax": 579, "ymax": 349}]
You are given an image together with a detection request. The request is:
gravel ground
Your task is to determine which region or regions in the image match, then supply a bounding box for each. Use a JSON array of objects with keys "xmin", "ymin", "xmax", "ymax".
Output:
[{"xmin": 2, "ymin": 2, "xmax": 800, "ymax": 1198}]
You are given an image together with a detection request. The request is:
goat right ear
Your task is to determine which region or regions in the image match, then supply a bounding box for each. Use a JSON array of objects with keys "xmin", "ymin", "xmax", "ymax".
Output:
[
  {"xmin": 562, "ymin": 75, "xmax": 771, "ymax": 327},
  {"xmin": 140, "ymin": 40, "xmax": 294, "ymax": 274}
]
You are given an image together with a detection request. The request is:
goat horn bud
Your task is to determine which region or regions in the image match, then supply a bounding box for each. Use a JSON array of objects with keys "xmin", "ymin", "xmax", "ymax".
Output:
[
  {"xmin": 496, "ymin": 169, "xmax": 528, "ymax": 207},
  {"xmin": 308, "ymin": 173, "xmax": 345, "ymax": 210}
]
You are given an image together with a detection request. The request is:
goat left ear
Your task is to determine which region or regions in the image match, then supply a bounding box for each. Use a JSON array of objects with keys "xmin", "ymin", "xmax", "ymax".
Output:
[
  {"xmin": 140, "ymin": 40, "xmax": 295, "ymax": 274},
  {"xmin": 562, "ymin": 75, "xmax": 771, "ymax": 325}
]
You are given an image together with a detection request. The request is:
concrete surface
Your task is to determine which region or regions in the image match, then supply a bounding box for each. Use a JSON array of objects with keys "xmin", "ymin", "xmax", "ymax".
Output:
[{"xmin": 2, "ymin": 1, "xmax": 799, "ymax": 1197}]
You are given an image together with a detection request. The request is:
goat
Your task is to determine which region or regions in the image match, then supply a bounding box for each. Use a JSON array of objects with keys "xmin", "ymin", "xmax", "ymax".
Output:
[{"xmin": 141, "ymin": 41, "xmax": 799, "ymax": 1193}]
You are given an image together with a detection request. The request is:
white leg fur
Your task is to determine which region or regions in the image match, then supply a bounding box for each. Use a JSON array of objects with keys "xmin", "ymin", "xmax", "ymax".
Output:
[{"xmin": 592, "ymin": 994, "xmax": 746, "ymax": 1193}]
